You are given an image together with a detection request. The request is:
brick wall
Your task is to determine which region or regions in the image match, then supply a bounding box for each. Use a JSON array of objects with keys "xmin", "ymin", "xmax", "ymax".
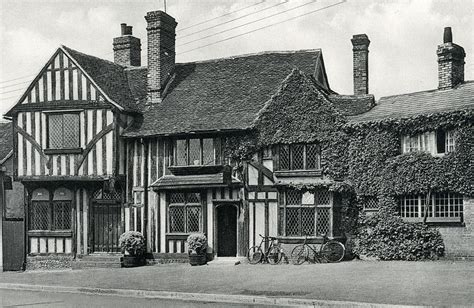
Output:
[
  {"xmin": 437, "ymin": 43, "xmax": 465, "ymax": 90},
  {"xmin": 438, "ymin": 196, "xmax": 474, "ymax": 257},
  {"xmin": 113, "ymin": 35, "xmax": 141, "ymax": 67},
  {"xmin": 145, "ymin": 11, "xmax": 177, "ymax": 104},
  {"xmin": 351, "ymin": 34, "xmax": 370, "ymax": 95}
]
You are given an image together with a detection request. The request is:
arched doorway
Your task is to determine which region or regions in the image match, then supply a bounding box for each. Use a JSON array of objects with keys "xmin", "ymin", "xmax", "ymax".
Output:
[{"xmin": 216, "ymin": 204, "xmax": 238, "ymax": 257}]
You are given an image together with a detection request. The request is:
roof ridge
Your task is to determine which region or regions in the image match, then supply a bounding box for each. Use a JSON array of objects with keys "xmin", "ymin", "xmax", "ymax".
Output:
[
  {"xmin": 60, "ymin": 45, "xmax": 123, "ymax": 68},
  {"xmin": 379, "ymin": 80, "xmax": 474, "ymax": 101},
  {"xmin": 176, "ymin": 49, "xmax": 322, "ymax": 65}
]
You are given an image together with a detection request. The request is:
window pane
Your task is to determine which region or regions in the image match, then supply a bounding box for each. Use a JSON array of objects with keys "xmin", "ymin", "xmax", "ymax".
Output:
[
  {"xmin": 285, "ymin": 208, "xmax": 300, "ymax": 236},
  {"xmin": 175, "ymin": 140, "xmax": 187, "ymax": 166},
  {"xmin": 306, "ymin": 144, "xmax": 320, "ymax": 169},
  {"xmin": 436, "ymin": 130, "xmax": 446, "ymax": 154},
  {"xmin": 53, "ymin": 201, "xmax": 71, "ymax": 230},
  {"xmin": 279, "ymin": 145, "xmax": 289, "ymax": 170},
  {"xmin": 186, "ymin": 192, "xmax": 200, "ymax": 204},
  {"xmin": 278, "ymin": 207, "xmax": 285, "ymax": 236},
  {"xmin": 286, "ymin": 190, "xmax": 301, "ymax": 205},
  {"xmin": 316, "ymin": 207, "xmax": 330, "ymax": 235},
  {"xmin": 291, "ymin": 144, "xmax": 304, "ymax": 170},
  {"xmin": 315, "ymin": 189, "xmax": 330, "ymax": 205},
  {"xmin": 301, "ymin": 207, "xmax": 315, "ymax": 235},
  {"xmin": 187, "ymin": 207, "xmax": 201, "ymax": 232},
  {"xmin": 48, "ymin": 114, "xmax": 63, "ymax": 149},
  {"xmin": 62, "ymin": 113, "xmax": 79, "ymax": 148},
  {"xmin": 202, "ymin": 138, "xmax": 214, "ymax": 166},
  {"xmin": 169, "ymin": 192, "xmax": 185, "ymax": 204},
  {"xmin": 445, "ymin": 131, "xmax": 455, "ymax": 152},
  {"xmin": 169, "ymin": 206, "xmax": 185, "ymax": 233},
  {"xmin": 30, "ymin": 201, "xmax": 50, "ymax": 230},
  {"xmin": 189, "ymin": 139, "xmax": 201, "ymax": 165}
]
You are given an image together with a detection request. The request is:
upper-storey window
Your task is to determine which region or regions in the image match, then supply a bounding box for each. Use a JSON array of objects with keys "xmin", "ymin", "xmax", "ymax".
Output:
[
  {"xmin": 173, "ymin": 138, "xmax": 219, "ymax": 166},
  {"xmin": 279, "ymin": 143, "xmax": 320, "ymax": 170},
  {"xmin": 47, "ymin": 113, "xmax": 80, "ymax": 149},
  {"xmin": 401, "ymin": 129, "xmax": 455, "ymax": 155}
]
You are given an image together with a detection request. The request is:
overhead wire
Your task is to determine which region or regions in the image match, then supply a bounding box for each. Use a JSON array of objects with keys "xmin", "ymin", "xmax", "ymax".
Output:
[
  {"xmin": 178, "ymin": 0, "xmax": 346, "ymax": 55},
  {"xmin": 177, "ymin": 0, "xmax": 318, "ymax": 48},
  {"xmin": 177, "ymin": 0, "xmax": 265, "ymax": 32},
  {"xmin": 178, "ymin": 0, "xmax": 289, "ymax": 40}
]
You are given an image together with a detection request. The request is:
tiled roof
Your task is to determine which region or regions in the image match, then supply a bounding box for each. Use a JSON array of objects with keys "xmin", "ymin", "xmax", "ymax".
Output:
[
  {"xmin": 0, "ymin": 122, "xmax": 13, "ymax": 162},
  {"xmin": 151, "ymin": 173, "xmax": 241, "ymax": 190},
  {"xmin": 62, "ymin": 46, "xmax": 140, "ymax": 112},
  {"xmin": 123, "ymin": 50, "xmax": 328, "ymax": 137},
  {"xmin": 350, "ymin": 81, "xmax": 474, "ymax": 123},
  {"xmin": 328, "ymin": 94, "xmax": 375, "ymax": 116}
]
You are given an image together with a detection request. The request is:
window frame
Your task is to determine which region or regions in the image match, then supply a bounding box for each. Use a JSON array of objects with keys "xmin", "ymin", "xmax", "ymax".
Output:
[
  {"xmin": 399, "ymin": 192, "xmax": 463, "ymax": 223},
  {"xmin": 29, "ymin": 187, "xmax": 73, "ymax": 232},
  {"xmin": 45, "ymin": 111, "xmax": 82, "ymax": 153},
  {"xmin": 278, "ymin": 189, "xmax": 332, "ymax": 237},
  {"xmin": 278, "ymin": 143, "xmax": 321, "ymax": 171},
  {"xmin": 167, "ymin": 192, "xmax": 203, "ymax": 234},
  {"xmin": 172, "ymin": 137, "xmax": 219, "ymax": 166},
  {"xmin": 401, "ymin": 129, "xmax": 456, "ymax": 155}
]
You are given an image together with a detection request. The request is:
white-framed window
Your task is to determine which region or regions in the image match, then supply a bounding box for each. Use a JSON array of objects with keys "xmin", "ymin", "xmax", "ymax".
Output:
[
  {"xmin": 168, "ymin": 192, "xmax": 202, "ymax": 233},
  {"xmin": 399, "ymin": 192, "xmax": 463, "ymax": 222},
  {"xmin": 278, "ymin": 189, "xmax": 332, "ymax": 237},
  {"xmin": 401, "ymin": 130, "xmax": 456, "ymax": 155},
  {"xmin": 173, "ymin": 138, "xmax": 219, "ymax": 166}
]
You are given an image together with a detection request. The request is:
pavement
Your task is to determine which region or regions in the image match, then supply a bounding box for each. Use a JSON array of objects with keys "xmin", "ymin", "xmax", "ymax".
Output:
[{"xmin": 0, "ymin": 259, "xmax": 473, "ymax": 307}]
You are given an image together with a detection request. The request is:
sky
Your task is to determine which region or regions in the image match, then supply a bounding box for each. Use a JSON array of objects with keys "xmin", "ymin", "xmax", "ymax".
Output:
[{"xmin": 0, "ymin": 0, "xmax": 472, "ymax": 117}]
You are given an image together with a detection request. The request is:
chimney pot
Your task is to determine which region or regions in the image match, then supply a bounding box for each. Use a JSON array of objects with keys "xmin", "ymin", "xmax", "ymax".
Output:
[
  {"xmin": 443, "ymin": 27, "xmax": 452, "ymax": 43},
  {"xmin": 121, "ymin": 23, "xmax": 127, "ymax": 36},
  {"xmin": 125, "ymin": 25, "xmax": 133, "ymax": 36}
]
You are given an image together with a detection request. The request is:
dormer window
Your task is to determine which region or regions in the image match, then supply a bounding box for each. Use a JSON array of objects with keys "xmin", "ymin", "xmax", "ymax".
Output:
[
  {"xmin": 278, "ymin": 143, "xmax": 321, "ymax": 170},
  {"xmin": 47, "ymin": 112, "xmax": 80, "ymax": 150},
  {"xmin": 173, "ymin": 137, "xmax": 219, "ymax": 166},
  {"xmin": 401, "ymin": 129, "xmax": 455, "ymax": 155}
]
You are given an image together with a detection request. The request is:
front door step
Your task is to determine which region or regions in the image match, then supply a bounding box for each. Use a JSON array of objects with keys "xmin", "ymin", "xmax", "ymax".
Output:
[{"xmin": 72, "ymin": 254, "xmax": 123, "ymax": 269}]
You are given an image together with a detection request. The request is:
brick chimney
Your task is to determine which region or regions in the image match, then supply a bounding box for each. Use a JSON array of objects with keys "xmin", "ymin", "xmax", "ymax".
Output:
[
  {"xmin": 437, "ymin": 27, "xmax": 465, "ymax": 90},
  {"xmin": 145, "ymin": 11, "xmax": 177, "ymax": 104},
  {"xmin": 351, "ymin": 34, "xmax": 370, "ymax": 95},
  {"xmin": 113, "ymin": 23, "xmax": 141, "ymax": 67}
]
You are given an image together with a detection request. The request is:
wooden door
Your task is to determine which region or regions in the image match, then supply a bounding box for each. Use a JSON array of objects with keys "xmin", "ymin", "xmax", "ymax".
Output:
[
  {"xmin": 91, "ymin": 202, "xmax": 121, "ymax": 253},
  {"xmin": 217, "ymin": 204, "xmax": 237, "ymax": 257}
]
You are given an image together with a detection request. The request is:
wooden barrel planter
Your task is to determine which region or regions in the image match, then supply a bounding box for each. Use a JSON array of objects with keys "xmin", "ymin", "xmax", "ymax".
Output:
[
  {"xmin": 122, "ymin": 255, "xmax": 146, "ymax": 267},
  {"xmin": 189, "ymin": 253, "xmax": 207, "ymax": 266}
]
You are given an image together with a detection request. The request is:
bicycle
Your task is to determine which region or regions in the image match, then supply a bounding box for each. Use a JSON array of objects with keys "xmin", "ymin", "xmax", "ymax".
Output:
[
  {"xmin": 247, "ymin": 234, "xmax": 283, "ymax": 265},
  {"xmin": 290, "ymin": 233, "xmax": 345, "ymax": 265}
]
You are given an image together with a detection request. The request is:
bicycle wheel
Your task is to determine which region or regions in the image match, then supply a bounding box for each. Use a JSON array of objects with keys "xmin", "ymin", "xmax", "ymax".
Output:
[
  {"xmin": 247, "ymin": 246, "xmax": 263, "ymax": 264},
  {"xmin": 290, "ymin": 245, "xmax": 308, "ymax": 265},
  {"xmin": 320, "ymin": 241, "xmax": 345, "ymax": 263},
  {"xmin": 267, "ymin": 246, "xmax": 283, "ymax": 265}
]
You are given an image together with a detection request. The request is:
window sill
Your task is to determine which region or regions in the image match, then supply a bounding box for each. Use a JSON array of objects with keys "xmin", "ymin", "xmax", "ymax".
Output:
[
  {"xmin": 402, "ymin": 217, "xmax": 464, "ymax": 225},
  {"xmin": 28, "ymin": 230, "xmax": 72, "ymax": 237},
  {"xmin": 166, "ymin": 233, "xmax": 194, "ymax": 240},
  {"xmin": 44, "ymin": 148, "xmax": 83, "ymax": 155},
  {"xmin": 275, "ymin": 235, "xmax": 344, "ymax": 244},
  {"xmin": 274, "ymin": 170, "xmax": 322, "ymax": 177},
  {"xmin": 168, "ymin": 165, "xmax": 226, "ymax": 176}
]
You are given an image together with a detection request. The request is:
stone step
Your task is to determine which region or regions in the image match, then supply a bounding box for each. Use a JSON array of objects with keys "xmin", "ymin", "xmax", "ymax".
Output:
[
  {"xmin": 79, "ymin": 255, "xmax": 123, "ymax": 262},
  {"xmin": 72, "ymin": 261, "xmax": 122, "ymax": 269}
]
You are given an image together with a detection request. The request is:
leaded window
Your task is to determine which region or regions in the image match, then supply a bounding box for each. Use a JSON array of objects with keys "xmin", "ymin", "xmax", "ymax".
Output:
[
  {"xmin": 278, "ymin": 189, "xmax": 332, "ymax": 237},
  {"xmin": 278, "ymin": 143, "xmax": 321, "ymax": 170},
  {"xmin": 47, "ymin": 113, "xmax": 80, "ymax": 149},
  {"xmin": 173, "ymin": 138, "xmax": 219, "ymax": 166},
  {"xmin": 168, "ymin": 192, "xmax": 202, "ymax": 233},
  {"xmin": 29, "ymin": 188, "xmax": 72, "ymax": 231},
  {"xmin": 399, "ymin": 193, "xmax": 463, "ymax": 222}
]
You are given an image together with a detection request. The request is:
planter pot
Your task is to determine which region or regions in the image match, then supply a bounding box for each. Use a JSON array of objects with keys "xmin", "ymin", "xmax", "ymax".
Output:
[
  {"xmin": 122, "ymin": 255, "xmax": 146, "ymax": 267},
  {"xmin": 189, "ymin": 253, "xmax": 207, "ymax": 266}
]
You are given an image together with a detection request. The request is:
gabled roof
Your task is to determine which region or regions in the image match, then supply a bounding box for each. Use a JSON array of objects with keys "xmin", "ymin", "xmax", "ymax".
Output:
[
  {"xmin": 350, "ymin": 81, "xmax": 474, "ymax": 123},
  {"xmin": 61, "ymin": 46, "xmax": 139, "ymax": 112},
  {"xmin": 123, "ymin": 50, "xmax": 330, "ymax": 137},
  {"xmin": 0, "ymin": 122, "xmax": 13, "ymax": 163},
  {"xmin": 4, "ymin": 46, "xmax": 139, "ymax": 117}
]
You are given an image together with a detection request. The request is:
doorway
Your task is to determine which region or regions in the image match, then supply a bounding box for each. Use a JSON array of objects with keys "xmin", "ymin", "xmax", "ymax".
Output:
[
  {"xmin": 216, "ymin": 204, "xmax": 237, "ymax": 257},
  {"xmin": 90, "ymin": 202, "xmax": 121, "ymax": 253}
]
